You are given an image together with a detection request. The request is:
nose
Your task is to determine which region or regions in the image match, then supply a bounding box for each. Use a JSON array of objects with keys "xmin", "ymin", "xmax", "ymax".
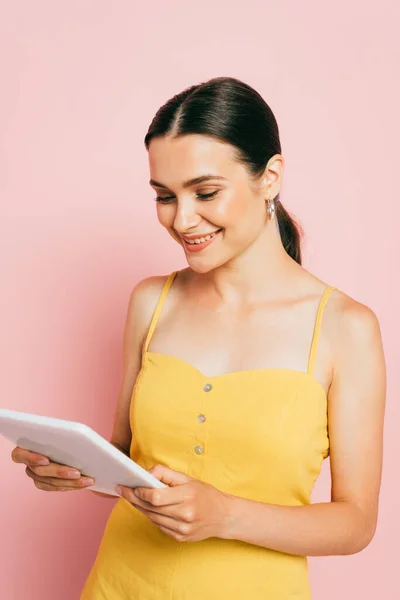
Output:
[{"xmin": 172, "ymin": 197, "xmax": 201, "ymax": 233}]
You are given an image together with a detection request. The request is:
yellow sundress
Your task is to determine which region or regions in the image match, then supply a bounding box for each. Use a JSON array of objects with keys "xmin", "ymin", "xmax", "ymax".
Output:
[{"xmin": 81, "ymin": 271, "xmax": 335, "ymax": 599}]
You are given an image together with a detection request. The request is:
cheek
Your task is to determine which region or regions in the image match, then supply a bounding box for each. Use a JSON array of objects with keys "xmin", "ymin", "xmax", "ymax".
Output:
[
  {"xmin": 211, "ymin": 194, "xmax": 243, "ymax": 226},
  {"xmin": 215, "ymin": 193, "xmax": 262, "ymax": 229}
]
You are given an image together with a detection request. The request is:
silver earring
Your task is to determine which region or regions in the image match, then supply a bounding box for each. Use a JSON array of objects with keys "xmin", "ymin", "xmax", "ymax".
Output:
[{"xmin": 267, "ymin": 197, "xmax": 275, "ymax": 220}]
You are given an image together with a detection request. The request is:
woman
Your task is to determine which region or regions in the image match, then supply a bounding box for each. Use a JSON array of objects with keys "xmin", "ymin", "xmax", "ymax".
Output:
[{"xmin": 12, "ymin": 77, "xmax": 386, "ymax": 599}]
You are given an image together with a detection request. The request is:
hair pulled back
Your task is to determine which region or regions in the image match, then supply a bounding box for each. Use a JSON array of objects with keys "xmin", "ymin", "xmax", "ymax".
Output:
[{"xmin": 144, "ymin": 76, "xmax": 303, "ymax": 264}]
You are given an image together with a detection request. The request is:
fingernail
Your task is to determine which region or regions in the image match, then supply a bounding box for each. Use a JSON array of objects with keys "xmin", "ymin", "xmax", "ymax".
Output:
[
  {"xmin": 82, "ymin": 478, "xmax": 94, "ymax": 486},
  {"xmin": 116, "ymin": 486, "xmax": 122, "ymax": 495},
  {"xmin": 68, "ymin": 470, "xmax": 81, "ymax": 478},
  {"xmin": 36, "ymin": 458, "xmax": 49, "ymax": 466}
]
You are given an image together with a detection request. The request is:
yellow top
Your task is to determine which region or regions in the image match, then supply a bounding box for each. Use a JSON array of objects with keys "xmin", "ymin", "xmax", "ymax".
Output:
[{"xmin": 81, "ymin": 271, "xmax": 336, "ymax": 600}]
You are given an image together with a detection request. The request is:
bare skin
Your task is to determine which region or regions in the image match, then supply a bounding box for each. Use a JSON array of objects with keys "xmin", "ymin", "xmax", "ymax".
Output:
[{"xmin": 12, "ymin": 133, "xmax": 386, "ymax": 555}]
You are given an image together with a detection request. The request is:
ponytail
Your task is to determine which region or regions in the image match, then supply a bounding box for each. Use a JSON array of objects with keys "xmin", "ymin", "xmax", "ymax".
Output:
[
  {"xmin": 275, "ymin": 196, "xmax": 303, "ymax": 265},
  {"xmin": 145, "ymin": 76, "xmax": 304, "ymax": 264}
]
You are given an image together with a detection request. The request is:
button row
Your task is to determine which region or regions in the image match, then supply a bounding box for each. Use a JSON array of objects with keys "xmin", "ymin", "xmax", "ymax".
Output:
[{"xmin": 194, "ymin": 382, "xmax": 212, "ymax": 454}]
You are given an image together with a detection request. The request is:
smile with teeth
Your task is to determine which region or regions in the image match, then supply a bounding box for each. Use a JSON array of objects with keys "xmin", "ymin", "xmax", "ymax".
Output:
[{"xmin": 183, "ymin": 230, "xmax": 221, "ymax": 245}]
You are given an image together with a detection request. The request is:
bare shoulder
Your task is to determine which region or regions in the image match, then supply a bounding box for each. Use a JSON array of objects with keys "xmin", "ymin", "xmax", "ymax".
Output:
[
  {"xmin": 126, "ymin": 273, "xmax": 174, "ymax": 337},
  {"xmin": 325, "ymin": 287, "xmax": 386, "ymax": 392},
  {"xmin": 129, "ymin": 273, "xmax": 172, "ymax": 309},
  {"xmin": 305, "ymin": 276, "xmax": 382, "ymax": 352},
  {"xmin": 300, "ymin": 269, "xmax": 381, "ymax": 339},
  {"xmin": 330, "ymin": 288, "xmax": 383, "ymax": 349},
  {"xmin": 128, "ymin": 275, "xmax": 172, "ymax": 329}
]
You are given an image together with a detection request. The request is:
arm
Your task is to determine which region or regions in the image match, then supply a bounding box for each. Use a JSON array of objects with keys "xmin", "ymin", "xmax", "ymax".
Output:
[
  {"xmin": 89, "ymin": 275, "xmax": 170, "ymax": 500},
  {"xmin": 125, "ymin": 298, "xmax": 386, "ymax": 556},
  {"xmin": 222, "ymin": 301, "xmax": 386, "ymax": 555}
]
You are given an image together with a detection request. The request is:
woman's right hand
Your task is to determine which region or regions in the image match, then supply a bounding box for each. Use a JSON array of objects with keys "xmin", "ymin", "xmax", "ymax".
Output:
[{"xmin": 11, "ymin": 446, "xmax": 95, "ymax": 492}]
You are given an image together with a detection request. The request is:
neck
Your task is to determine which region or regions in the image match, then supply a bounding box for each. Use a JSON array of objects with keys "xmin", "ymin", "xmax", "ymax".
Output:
[{"xmin": 196, "ymin": 220, "xmax": 303, "ymax": 305}]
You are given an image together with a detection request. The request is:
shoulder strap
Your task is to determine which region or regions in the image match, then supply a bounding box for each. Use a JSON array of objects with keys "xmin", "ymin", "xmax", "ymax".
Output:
[
  {"xmin": 142, "ymin": 271, "xmax": 178, "ymax": 355},
  {"xmin": 307, "ymin": 286, "xmax": 336, "ymax": 376}
]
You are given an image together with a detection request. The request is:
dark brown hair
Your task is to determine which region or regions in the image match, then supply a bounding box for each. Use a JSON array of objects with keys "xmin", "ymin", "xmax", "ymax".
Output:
[{"xmin": 144, "ymin": 76, "xmax": 303, "ymax": 264}]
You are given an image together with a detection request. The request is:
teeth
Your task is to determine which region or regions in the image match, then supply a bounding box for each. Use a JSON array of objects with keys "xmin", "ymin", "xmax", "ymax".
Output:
[{"xmin": 185, "ymin": 230, "xmax": 219, "ymax": 245}]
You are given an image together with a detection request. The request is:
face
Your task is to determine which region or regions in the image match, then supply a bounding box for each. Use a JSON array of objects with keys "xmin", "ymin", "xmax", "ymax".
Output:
[{"xmin": 148, "ymin": 134, "xmax": 280, "ymax": 273}]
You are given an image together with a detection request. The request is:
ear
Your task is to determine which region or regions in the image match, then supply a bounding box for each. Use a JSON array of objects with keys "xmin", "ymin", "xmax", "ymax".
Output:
[{"xmin": 264, "ymin": 153, "xmax": 285, "ymax": 196}]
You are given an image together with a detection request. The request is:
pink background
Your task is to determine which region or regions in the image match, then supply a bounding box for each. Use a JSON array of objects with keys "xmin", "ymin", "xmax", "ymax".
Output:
[{"xmin": 1, "ymin": 2, "xmax": 398, "ymax": 598}]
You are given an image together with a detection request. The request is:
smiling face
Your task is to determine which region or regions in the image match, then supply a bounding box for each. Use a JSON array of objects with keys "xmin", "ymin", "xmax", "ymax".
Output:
[{"xmin": 148, "ymin": 134, "xmax": 280, "ymax": 273}]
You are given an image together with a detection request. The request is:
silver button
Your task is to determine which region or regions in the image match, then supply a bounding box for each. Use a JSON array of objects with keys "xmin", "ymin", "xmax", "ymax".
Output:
[
  {"xmin": 197, "ymin": 413, "xmax": 206, "ymax": 423},
  {"xmin": 194, "ymin": 445, "xmax": 204, "ymax": 455},
  {"xmin": 203, "ymin": 383, "xmax": 213, "ymax": 392}
]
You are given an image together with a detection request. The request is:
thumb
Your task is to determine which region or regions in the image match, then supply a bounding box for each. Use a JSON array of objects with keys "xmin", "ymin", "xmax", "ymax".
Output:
[{"xmin": 149, "ymin": 464, "xmax": 192, "ymax": 486}]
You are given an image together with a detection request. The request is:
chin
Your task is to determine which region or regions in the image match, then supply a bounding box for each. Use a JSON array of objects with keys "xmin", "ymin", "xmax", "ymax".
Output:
[
  {"xmin": 185, "ymin": 260, "xmax": 215, "ymax": 274},
  {"xmin": 184, "ymin": 253, "xmax": 231, "ymax": 275}
]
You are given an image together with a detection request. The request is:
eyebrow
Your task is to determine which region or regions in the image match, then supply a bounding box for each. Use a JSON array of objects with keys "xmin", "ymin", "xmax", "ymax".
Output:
[{"xmin": 149, "ymin": 174, "xmax": 228, "ymax": 189}]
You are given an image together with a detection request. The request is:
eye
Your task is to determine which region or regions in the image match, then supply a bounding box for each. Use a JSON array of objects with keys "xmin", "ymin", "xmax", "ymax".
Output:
[
  {"xmin": 197, "ymin": 190, "xmax": 219, "ymax": 200},
  {"xmin": 154, "ymin": 190, "xmax": 220, "ymax": 204},
  {"xmin": 154, "ymin": 195, "xmax": 174, "ymax": 204}
]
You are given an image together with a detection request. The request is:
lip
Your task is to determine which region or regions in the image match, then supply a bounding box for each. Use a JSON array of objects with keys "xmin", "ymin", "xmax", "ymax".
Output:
[
  {"xmin": 180, "ymin": 229, "xmax": 222, "ymax": 241},
  {"xmin": 181, "ymin": 229, "xmax": 222, "ymax": 253}
]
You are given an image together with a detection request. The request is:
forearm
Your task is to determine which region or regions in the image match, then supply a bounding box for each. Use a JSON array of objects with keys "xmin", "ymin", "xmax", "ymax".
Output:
[{"xmin": 221, "ymin": 495, "xmax": 374, "ymax": 556}]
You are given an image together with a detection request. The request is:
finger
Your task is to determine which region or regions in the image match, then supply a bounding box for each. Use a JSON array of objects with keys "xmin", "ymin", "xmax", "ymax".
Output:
[
  {"xmin": 131, "ymin": 503, "xmax": 185, "ymax": 537},
  {"xmin": 149, "ymin": 464, "xmax": 191, "ymax": 487},
  {"xmin": 25, "ymin": 466, "xmax": 94, "ymax": 489},
  {"xmin": 117, "ymin": 485, "xmax": 162, "ymax": 508},
  {"xmin": 121, "ymin": 490, "xmax": 184, "ymax": 519},
  {"xmin": 28, "ymin": 462, "xmax": 81, "ymax": 479},
  {"xmin": 157, "ymin": 524, "xmax": 186, "ymax": 541},
  {"xmin": 145, "ymin": 510, "xmax": 188, "ymax": 535},
  {"xmin": 134, "ymin": 483, "xmax": 186, "ymax": 507},
  {"xmin": 33, "ymin": 480, "xmax": 82, "ymax": 492},
  {"xmin": 11, "ymin": 447, "xmax": 50, "ymax": 467},
  {"xmin": 130, "ymin": 504, "xmax": 180, "ymax": 538}
]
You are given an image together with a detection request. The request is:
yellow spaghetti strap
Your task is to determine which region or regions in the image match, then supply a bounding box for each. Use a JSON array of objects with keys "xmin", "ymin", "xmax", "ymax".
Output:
[
  {"xmin": 307, "ymin": 286, "xmax": 337, "ymax": 376},
  {"xmin": 142, "ymin": 271, "xmax": 178, "ymax": 355}
]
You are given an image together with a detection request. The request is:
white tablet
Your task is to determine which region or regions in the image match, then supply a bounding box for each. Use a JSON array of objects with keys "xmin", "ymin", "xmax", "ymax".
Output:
[{"xmin": 0, "ymin": 408, "xmax": 166, "ymax": 497}]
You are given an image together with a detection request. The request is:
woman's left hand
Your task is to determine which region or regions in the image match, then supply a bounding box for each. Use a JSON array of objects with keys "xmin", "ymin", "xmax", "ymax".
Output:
[{"xmin": 116, "ymin": 464, "xmax": 232, "ymax": 542}]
